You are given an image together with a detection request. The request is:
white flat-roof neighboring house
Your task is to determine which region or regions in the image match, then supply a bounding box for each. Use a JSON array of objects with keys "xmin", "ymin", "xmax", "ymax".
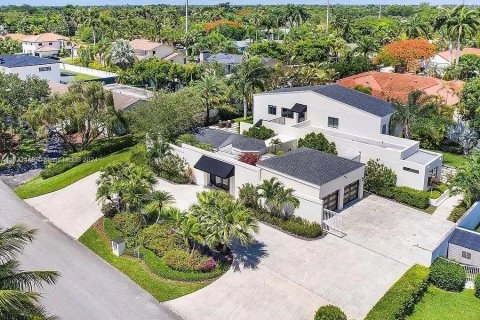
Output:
[
  {"xmin": 234, "ymin": 39, "xmax": 253, "ymax": 52},
  {"xmin": 21, "ymin": 33, "xmax": 74, "ymax": 58},
  {"xmin": 428, "ymin": 48, "xmax": 480, "ymax": 71},
  {"xmin": 129, "ymin": 39, "xmax": 186, "ymax": 64},
  {"xmin": 0, "ymin": 54, "xmax": 61, "ymax": 82},
  {"xmin": 199, "ymin": 51, "xmax": 281, "ymax": 75},
  {"xmin": 253, "ymin": 84, "xmax": 442, "ymax": 191}
]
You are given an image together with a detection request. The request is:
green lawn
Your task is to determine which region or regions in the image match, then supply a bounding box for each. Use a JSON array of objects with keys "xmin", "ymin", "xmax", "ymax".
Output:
[
  {"xmin": 440, "ymin": 152, "xmax": 467, "ymax": 168},
  {"xmin": 65, "ymin": 70, "xmax": 100, "ymax": 81},
  {"xmin": 233, "ymin": 116, "xmax": 253, "ymax": 124},
  {"xmin": 14, "ymin": 148, "xmax": 132, "ymax": 199},
  {"xmin": 79, "ymin": 223, "xmax": 207, "ymax": 301},
  {"xmin": 408, "ymin": 285, "xmax": 480, "ymax": 320}
]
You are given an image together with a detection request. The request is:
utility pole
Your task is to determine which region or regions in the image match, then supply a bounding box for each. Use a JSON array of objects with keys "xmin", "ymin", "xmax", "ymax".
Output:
[
  {"xmin": 326, "ymin": 0, "xmax": 330, "ymax": 35},
  {"xmin": 185, "ymin": 0, "xmax": 189, "ymax": 33},
  {"xmin": 379, "ymin": 4, "xmax": 382, "ymax": 18}
]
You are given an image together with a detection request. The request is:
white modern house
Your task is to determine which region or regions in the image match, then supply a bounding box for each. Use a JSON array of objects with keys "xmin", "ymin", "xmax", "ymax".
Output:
[
  {"xmin": 428, "ymin": 48, "xmax": 480, "ymax": 71},
  {"xmin": 0, "ymin": 54, "xmax": 61, "ymax": 82},
  {"xmin": 129, "ymin": 39, "xmax": 186, "ymax": 64},
  {"xmin": 252, "ymin": 84, "xmax": 442, "ymax": 191},
  {"xmin": 21, "ymin": 33, "xmax": 74, "ymax": 58},
  {"xmin": 169, "ymin": 128, "xmax": 365, "ymax": 223}
]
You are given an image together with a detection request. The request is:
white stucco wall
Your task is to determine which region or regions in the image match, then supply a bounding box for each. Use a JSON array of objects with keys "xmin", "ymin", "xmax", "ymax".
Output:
[
  {"xmin": 0, "ymin": 63, "xmax": 61, "ymax": 82},
  {"xmin": 60, "ymin": 64, "xmax": 118, "ymax": 78}
]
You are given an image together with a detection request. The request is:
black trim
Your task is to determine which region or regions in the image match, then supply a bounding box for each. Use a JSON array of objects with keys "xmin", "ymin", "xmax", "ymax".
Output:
[
  {"xmin": 291, "ymin": 103, "xmax": 307, "ymax": 113},
  {"xmin": 194, "ymin": 156, "xmax": 235, "ymax": 179}
]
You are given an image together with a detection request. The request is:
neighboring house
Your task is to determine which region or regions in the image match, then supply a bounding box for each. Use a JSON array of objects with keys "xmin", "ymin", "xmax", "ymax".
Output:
[
  {"xmin": 428, "ymin": 48, "xmax": 480, "ymax": 71},
  {"xmin": 1, "ymin": 33, "xmax": 30, "ymax": 42},
  {"xmin": 447, "ymin": 228, "xmax": 480, "ymax": 267},
  {"xmin": 253, "ymin": 84, "xmax": 442, "ymax": 191},
  {"xmin": 194, "ymin": 128, "xmax": 267, "ymax": 155},
  {"xmin": 234, "ymin": 38, "xmax": 253, "ymax": 52},
  {"xmin": 129, "ymin": 38, "xmax": 186, "ymax": 64},
  {"xmin": 103, "ymin": 83, "xmax": 153, "ymax": 111},
  {"xmin": 338, "ymin": 71, "xmax": 463, "ymax": 106},
  {"xmin": 20, "ymin": 33, "xmax": 74, "ymax": 58},
  {"xmin": 199, "ymin": 51, "xmax": 281, "ymax": 74},
  {"xmin": 0, "ymin": 54, "xmax": 61, "ymax": 82}
]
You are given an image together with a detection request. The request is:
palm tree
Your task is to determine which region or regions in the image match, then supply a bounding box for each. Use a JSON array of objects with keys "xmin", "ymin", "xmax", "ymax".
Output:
[
  {"xmin": 84, "ymin": 7, "xmax": 100, "ymax": 45},
  {"xmin": 449, "ymin": 151, "xmax": 480, "ymax": 207},
  {"xmin": 449, "ymin": 5, "xmax": 480, "ymax": 65},
  {"xmin": 404, "ymin": 15, "xmax": 430, "ymax": 39},
  {"xmin": 356, "ymin": 36, "xmax": 379, "ymax": 58},
  {"xmin": 177, "ymin": 216, "xmax": 204, "ymax": 253},
  {"xmin": 109, "ymin": 39, "xmax": 136, "ymax": 70},
  {"xmin": 150, "ymin": 190, "xmax": 175, "ymax": 224},
  {"xmin": 433, "ymin": 6, "xmax": 456, "ymax": 64},
  {"xmin": 257, "ymin": 177, "xmax": 299, "ymax": 217},
  {"xmin": 195, "ymin": 73, "xmax": 225, "ymax": 125},
  {"xmin": 0, "ymin": 224, "xmax": 59, "ymax": 319},
  {"xmin": 270, "ymin": 138, "xmax": 282, "ymax": 153},
  {"xmin": 230, "ymin": 57, "xmax": 271, "ymax": 119}
]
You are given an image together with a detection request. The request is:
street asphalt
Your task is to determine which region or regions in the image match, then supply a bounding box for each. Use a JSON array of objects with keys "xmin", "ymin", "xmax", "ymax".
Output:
[{"xmin": 0, "ymin": 181, "xmax": 180, "ymax": 320}]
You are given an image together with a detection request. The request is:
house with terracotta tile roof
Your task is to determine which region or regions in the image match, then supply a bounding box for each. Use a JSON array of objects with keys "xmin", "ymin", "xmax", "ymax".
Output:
[
  {"xmin": 20, "ymin": 33, "xmax": 74, "ymax": 58},
  {"xmin": 428, "ymin": 47, "xmax": 480, "ymax": 71},
  {"xmin": 337, "ymin": 71, "xmax": 463, "ymax": 106},
  {"xmin": 129, "ymin": 38, "xmax": 185, "ymax": 64}
]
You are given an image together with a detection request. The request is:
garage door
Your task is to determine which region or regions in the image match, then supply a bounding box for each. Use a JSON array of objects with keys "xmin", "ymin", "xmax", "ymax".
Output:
[
  {"xmin": 322, "ymin": 190, "xmax": 338, "ymax": 211},
  {"xmin": 343, "ymin": 181, "xmax": 359, "ymax": 205}
]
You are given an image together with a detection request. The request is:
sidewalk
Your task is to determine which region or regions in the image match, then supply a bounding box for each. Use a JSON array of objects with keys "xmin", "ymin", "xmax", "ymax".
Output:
[{"xmin": 432, "ymin": 194, "xmax": 463, "ymax": 221}]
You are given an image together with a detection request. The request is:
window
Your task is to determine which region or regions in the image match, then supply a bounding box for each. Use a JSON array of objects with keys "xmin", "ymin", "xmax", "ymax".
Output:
[
  {"xmin": 322, "ymin": 191, "xmax": 338, "ymax": 211},
  {"xmin": 281, "ymin": 108, "xmax": 293, "ymax": 119},
  {"xmin": 403, "ymin": 167, "xmax": 419, "ymax": 174},
  {"xmin": 462, "ymin": 251, "xmax": 471, "ymax": 260},
  {"xmin": 209, "ymin": 174, "xmax": 230, "ymax": 191},
  {"xmin": 38, "ymin": 43, "xmax": 43, "ymax": 46},
  {"xmin": 382, "ymin": 124, "xmax": 387, "ymax": 134},
  {"xmin": 48, "ymin": 42, "xmax": 52, "ymax": 45},
  {"xmin": 38, "ymin": 66, "xmax": 51, "ymax": 72},
  {"xmin": 328, "ymin": 117, "xmax": 339, "ymax": 128},
  {"xmin": 268, "ymin": 105, "xmax": 277, "ymax": 115},
  {"xmin": 298, "ymin": 111, "xmax": 306, "ymax": 123},
  {"xmin": 152, "ymin": 50, "xmax": 156, "ymax": 55},
  {"xmin": 343, "ymin": 181, "xmax": 359, "ymax": 205},
  {"xmin": 428, "ymin": 167, "xmax": 438, "ymax": 186}
]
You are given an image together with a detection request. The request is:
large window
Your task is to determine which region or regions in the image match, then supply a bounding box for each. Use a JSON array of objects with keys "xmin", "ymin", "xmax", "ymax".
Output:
[
  {"xmin": 343, "ymin": 181, "xmax": 359, "ymax": 205},
  {"xmin": 268, "ymin": 105, "xmax": 277, "ymax": 115},
  {"xmin": 209, "ymin": 174, "xmax": 230, "ymax": 191},
  {"xmin": 328, "ymin": 117, "xmax": 339, "ymax": 128},
  {"xmin": 281, "ymin": 108, "xmax": 294, "ymax": 119},
  {"xmin": 322, "ymin": 191, "xmax": 338, "ymax": 211}
]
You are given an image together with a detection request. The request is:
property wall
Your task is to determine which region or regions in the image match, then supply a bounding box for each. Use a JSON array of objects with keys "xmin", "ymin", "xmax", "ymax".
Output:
[
  {"xmin": 291, "ymin": 192, "xmax": 324, "ymax": 223},
  {"xmin": 458, "ymin": 201, "xmax": 480, "ymax": 230},
  {"xmin": 254, "ymin": 91, "xmax": 386, "ymax": 136},
  {"xmin": 2, "ymin": 63, "xmax": 61, "ymax": 82},
  {"xmin": 448, "ymin": 243, "xmax": 480, "ymax": 267},
  {"xmin": 61, "ymin": 63, "xmax": 118, "ymax": 78}
]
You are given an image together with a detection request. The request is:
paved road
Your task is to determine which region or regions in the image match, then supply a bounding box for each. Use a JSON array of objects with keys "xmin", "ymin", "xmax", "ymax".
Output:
[
  {"xmin": 0, "ymin": 181, "xmax": 179, "ymax": 320},
  {"xmin": 26, "ymin": 173, "xmax": 103, "ymax": 239}
]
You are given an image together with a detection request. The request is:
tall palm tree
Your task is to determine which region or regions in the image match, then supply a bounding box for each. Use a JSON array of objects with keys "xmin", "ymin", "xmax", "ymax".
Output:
[
  {"xmin": 195, "ymin": 73, "xmax": 225, "ymax": 125},
  {"xmin": 150, "ymin": 190, "xmax": 175, "ymax": 224},
  {"xmin": 449, "ymin": 5, "xmax": 480, "ymax": 65},
  {"xmin": 433, "ymin": 6, "xmax": 456, "ymax": 64},
  {"xmin": 404, "ymin": 15, "xmax": 430, "ymax": 39},
  {"xmin": 0, "ymin": 225, "xmax": 59, "ymax": 319},
  {"xmin": 109, "ymin": 39, "xmax": 136, "ymax": 70},
  {"xmin": 356, "ymin": 36, "xmax": 379, "ymax": 58},
  {"xmin": 230, "ymin": 57, "xmax": 271, "ymax": 119}
]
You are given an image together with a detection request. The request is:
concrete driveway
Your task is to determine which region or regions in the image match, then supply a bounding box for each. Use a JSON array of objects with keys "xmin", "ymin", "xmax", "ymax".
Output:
[
  {"xmin": 341, "ymin": 195, "xmax": 456, "ymax": 266},
  {"xmin": 0, "ymin": 181, "xmax": 178, "ymax": 320},
  {"xmin": 167, "ymin": 224, "xmax": 409, "ymax": 320},
  {"xmin": 26, "ymin": 173, "xmax": 102, "ymax": 239},
  {"xmin": 154, "ymin": 178, "xmax": 207, "ymax": 211}
]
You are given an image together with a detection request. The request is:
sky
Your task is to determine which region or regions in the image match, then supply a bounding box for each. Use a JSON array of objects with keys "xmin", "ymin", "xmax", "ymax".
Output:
[{"xmin": 0, "ymin": 0, "xmax": 478, "ymax": 6}]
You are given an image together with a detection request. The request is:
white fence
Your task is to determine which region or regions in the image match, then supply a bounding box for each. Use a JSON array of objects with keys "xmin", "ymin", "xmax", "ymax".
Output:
[
  {"xmin": 61, "ymin": 63, "xmax": 118, "ymax": 78},
  {"xmin": 463, "ymin": 264, "xmax": 480, "ymax": 289},
  {"xmin": 322, "ymin": 209, "xmax": 345, "ymax": 238}
]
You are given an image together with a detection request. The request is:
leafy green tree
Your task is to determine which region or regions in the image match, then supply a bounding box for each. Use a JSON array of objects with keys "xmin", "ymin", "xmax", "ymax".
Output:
[
  {"xmin": 460, "ymin": 76, "xmax": 480, "ymax": 128},
  {"xmin": 0, "ymin": 224, "xmax": 60, "ymax": 320},
  {"xmin": 449, "ymin": 151, "xmax": 480, "ymax": 208},
  {"xmin": 246, "ymin": 41, "xmax": 286, "ymax": 60},
  {"xmin": 364, "ymin": 159, "xmax": 397, "ymax": 194},
  {"xmin": 298, "ymin": 132, "xmax": 337, "ymax": 155},
  {"xmin": 448, "ymin": 5, "xmax": 480, "ymax": 65},
  {"xmin": 191, "ymin": 32, "xmax": 240, "ymax": 56},
  {"xmin": 0, "ymin": 38, "xmax": 22, "ymax": 54},
  {"xmin": 257, "ymin": 177, "xmax": 299, "ymax": 217},
  {"xmin": 109, "ymin": 39, "xmax": 136, "ymax": 70},
  {"xmin": 243, "ymin": 125, "xmax": 275, "ymax": 140},
  {"xmin": 290, "ymin": 39, "xmax": 329, "ymax": 64},
  {"xmin": 355, "ymin": 36, "xmax": 379, "ymax": 58}
]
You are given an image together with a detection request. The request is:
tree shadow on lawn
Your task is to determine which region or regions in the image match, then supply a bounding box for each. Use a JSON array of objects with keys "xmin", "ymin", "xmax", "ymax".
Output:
[{"xmin": 231, "ymin": 241, "xmax": 268, "ymax": 272}]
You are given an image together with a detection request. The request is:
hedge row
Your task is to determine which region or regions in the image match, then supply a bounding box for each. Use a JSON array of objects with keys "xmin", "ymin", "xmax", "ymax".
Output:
[
  {"xmin": 365, "ymin": 264, "xmax": 430, "ymax": 320},
  {"xmin": 41, "ymin": 135, "xmax": 136, "ymax": 179},
  {"xmin": 256, "ymin": 211, "xmax": 323, "ymax": 238},
  {"xmin": 429, "ymin": 258, "xmax": 466, "ymax": 292},
  {"xmin": 376, "ymin": 186, "xmax": 430, "ymax": 209}
]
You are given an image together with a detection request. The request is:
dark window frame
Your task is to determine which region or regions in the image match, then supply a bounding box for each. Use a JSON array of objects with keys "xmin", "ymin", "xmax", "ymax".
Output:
[
  {"xmin": 343, "ymin": 180, "xmax": 359, "ymax": 205},
  {"xmin": 209, "ymin": 174, "xmax": 230, "ymax": 191},
  {"xmin": 403, "ymin": 167, "xmax": 419, "ymax": 174},
  {"xmin": 298, "ymin": 111, "xmax": 306, "ymax": 123},
  {"xmin": 268, "ymin": 105, "xmax": 277, "ymax": 115},
  {"xmin": 462, "ymin": 251, "xmax": 471, "ymax": 260},
  {"xmin": 328, "ymin": 117, "xmax": 339, "ymax": 128},
  {"xmin": 281, "ymin": 108, "xmax": 294, "ymax": 119},
  {"xmin": 322, "ymin": 191, "xmax": 338, "ymax": 211}
]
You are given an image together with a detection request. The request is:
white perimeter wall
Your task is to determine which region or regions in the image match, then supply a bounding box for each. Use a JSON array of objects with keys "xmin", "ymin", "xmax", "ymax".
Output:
[
  {"xmin": 1, "ymin": 63, "xmax": 61, "ymax": 82},
  {"xmin": 61, "ymin": 63, "xmax": 118, "ymax": 78}
]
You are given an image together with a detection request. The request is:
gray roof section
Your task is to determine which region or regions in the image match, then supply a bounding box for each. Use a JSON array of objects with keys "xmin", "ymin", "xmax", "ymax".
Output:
[
  {"xmin": 207, "ymin": 52, "xmax": 243, "ymax": 65},
  {"xmin": 263, "ymin": 84, "xmax": 394, "ymax": 117},
  {"xmin": 0, "ymin": 54, "xmax": 60, "ymax": 67},
  {"xmin": 257, "ymin": 147, "xmax": 365, "ymax": 186},
  {"xmin": 449, "ymin": 228, "xmax": 480, "ymax": 252},
  {"xmin": 194, "ymin": 128, "xmax": 266, "ymax": 152}
]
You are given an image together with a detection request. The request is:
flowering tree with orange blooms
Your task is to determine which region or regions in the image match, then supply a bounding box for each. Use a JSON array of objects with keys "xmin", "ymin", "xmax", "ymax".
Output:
[
  {"xmin": 204, "ymin": 19, "xmax": 244, "ymax": 32},
  {"xmin": 374, "ymin": 39, "xmax": 436, "ymax": 73}
]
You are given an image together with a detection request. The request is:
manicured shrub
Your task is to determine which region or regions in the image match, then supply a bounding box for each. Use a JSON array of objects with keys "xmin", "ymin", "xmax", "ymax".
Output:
[
  {"xmin": 40, "ymin": 150, "xmax": 90, "ymax": 179},
  {"xmin": 475, "ymin": 274, "xmax": 480, "ymax": 298},
  {"xmin": 101, "ymin": 202, "xmax": 118, "ymax": 218},
  {"xmin": 163, "ymin": 249, "xmax": 217, "ymax": 272},
  {"xmin": 138, "ymin": 224, "xmax": 184, "ymax": 256},
  {"xmin": 429, "ymin": 258, "xmax": 466, "ymax": 292},
  {"xmin": 393, "ymin": 187, "xmax": 430, "ymax": 209},
  {"xmin": 298, "ymin": 132, "xmax": 337, "ymax": 155},
  {"xmin": 243, "ymin": 125, "xmax": 275, "ymax": 140},
  {"xmin": 364, "ymin": 159, "xmax": 397, "ymax": 194},
  {"xmin": 365, "ymin": 264, "xmax": 430, "ymax": 320},
  {"xmin": 448, "ymin": 202, "xmax": 468, "ymax": 222},
  {"xmin": 238, "ymin": 152, "xmax": 261, "ymax": 165},
  {"xmin": 112, "ymin": 212, "xmax": 142, "ymax": 237},
  {"xmin": 103, "ymin": 217, "xmax": 123, "ymax": 240},
  {"xmin": 314, "ymin": 305, "xmax": 347, "ymax": 320},
  {"xmin": 256, "ymin": 210, "xmax": 322, "ymax": 238},
  {"xmin": 87, "ymin": 135, "xmax": 136, "ymax": 158}
]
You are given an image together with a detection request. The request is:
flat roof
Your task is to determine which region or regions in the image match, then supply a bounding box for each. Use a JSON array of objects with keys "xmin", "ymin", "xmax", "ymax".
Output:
[
  {"xmin": 257, "ymin": 147, "xmax": 364, "ymax": 186},
  {"xmin": 405, "ymin": 150, "xmax": 440, "ymax": 165},
  {"xmin": 449, "ymin": 228, "xmax": 480, "ymax": 252},
  {"xmin": 103, "ymin": 84, "xmax": 153, "ymax": 100},
  {"xmin": 0, "ymin": 54, "xmax": 60, "ymax": 67}
]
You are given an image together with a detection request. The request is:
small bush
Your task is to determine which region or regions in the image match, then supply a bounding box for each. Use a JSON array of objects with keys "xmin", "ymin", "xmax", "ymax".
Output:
[
  {"xmin": 429, "ymin": 258, "xmax": 466, "ymax": 292},
  {"xmin": 163, "ymin": 249, "xmax": 217, "ymax": 272},
  {"xmin": 238, "ymin": 152, "xmax": 261, "ymax": 165},
  {"xmin": 243, "ymin": 125, "xmax": 275, "ymax": 140},
  {"xmin": 112, "ymin": 212, "xmax": 142, "ymax": 237},
  {"xmin": 314, "ymin": 305, "xmax": 347, "ymax": 320},
  {"xmin": 256, "ymin": 210, "xmax": 322, "ymax": 238},
  {"xmin": 101, "ymin": 202, "xmax": 118, "ymax": 218},
  {"xmin": 475, "ymin": 275, "xmax": 480, "ymax": 298},
  {"xmin": 448, "ymin": 202, "xmax": 468, "ymax": 222},
  {"xmin": 365, "ymin": 264, "xmax": 430, "ymax": 320},
  {"xmin": 138, "ymin": 224, "xmax": 184, "ymax": 257}
]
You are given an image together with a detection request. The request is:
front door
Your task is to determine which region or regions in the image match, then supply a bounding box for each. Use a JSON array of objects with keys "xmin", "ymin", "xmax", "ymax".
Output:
[
  {"xmin": 209, "ymin": 174, "xmax": 230, "ymax": 191},
  {"xmin": 343, "ymin": 181, "xmax": 359, "ymax": 205}
]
